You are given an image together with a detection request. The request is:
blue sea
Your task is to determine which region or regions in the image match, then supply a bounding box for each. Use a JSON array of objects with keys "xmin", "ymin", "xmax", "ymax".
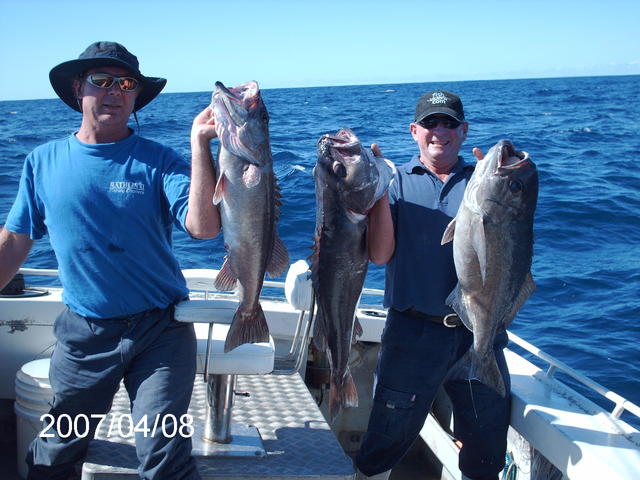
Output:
[{"xmin": 1, "ymin": 76, "xmax": 639, "ymax": 428}]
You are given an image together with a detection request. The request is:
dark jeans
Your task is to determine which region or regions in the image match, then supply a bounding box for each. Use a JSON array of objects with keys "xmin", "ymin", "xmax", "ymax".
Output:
[
  {"xmin": 356, "ymin": 308, "xmax": 510, "ymax": 479},
  {"xmin": 26, "ymin": 305, "xmax": 200, "ymax": 480}
]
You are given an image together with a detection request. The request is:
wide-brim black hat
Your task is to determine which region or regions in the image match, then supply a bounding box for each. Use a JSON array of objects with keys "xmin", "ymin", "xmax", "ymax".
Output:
[{"xmin": 49, "ymin": 41, "xmax": 166, "ymax": 113}]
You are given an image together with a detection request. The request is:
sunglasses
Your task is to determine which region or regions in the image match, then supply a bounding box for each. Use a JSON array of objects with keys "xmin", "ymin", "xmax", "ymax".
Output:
[
  {"xmin": 85, "ymin": 73, "xmax": 140, "ymax": 91},
  {"xmin": 418, "ymin": 116, "xmax": 462, "ymax": 129}
]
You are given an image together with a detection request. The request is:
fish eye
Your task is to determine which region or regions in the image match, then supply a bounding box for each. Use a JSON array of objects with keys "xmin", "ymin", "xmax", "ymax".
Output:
[
  {"xmin": 508, "ymin": 180, "xmax": 523, "ymax": 193},
  {"xmin": 332, "ymin": 162, "xmax": 347, "ymax": 178}
]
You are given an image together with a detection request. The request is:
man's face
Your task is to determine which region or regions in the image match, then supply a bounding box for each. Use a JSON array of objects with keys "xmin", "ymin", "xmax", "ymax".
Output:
[
  {"xmin": 411, "ymin": 114, "xmax": 468, "ymax": 167},
  {"xmin": 75, "ymin": 66, "xmax": 139, "ymax": 130}
]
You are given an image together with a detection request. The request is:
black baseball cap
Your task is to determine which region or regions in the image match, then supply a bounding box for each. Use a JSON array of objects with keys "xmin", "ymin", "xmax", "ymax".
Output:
[
  {"xmin": 415, "ymin": 90, "xmax": 465, "ymax": 123},
  {"xmin": 49, "ymin": 41, "xmax": 167, "ymax": 113}
]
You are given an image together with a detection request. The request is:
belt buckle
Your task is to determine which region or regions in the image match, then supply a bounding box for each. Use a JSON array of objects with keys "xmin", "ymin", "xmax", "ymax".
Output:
[{"xmin": 443, "ymin": 314, "xmax": 459, "ymax": 328}]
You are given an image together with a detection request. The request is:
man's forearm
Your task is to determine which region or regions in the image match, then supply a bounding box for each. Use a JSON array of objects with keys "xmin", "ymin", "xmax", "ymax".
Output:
[
  {"xmin": 367, "ymin": 194, "xmax": 395, "ymax": 265},
  {"xmin": 185, "ymin": 135, "xmax": 220, "ymax": 239},
  {"xmin": 0, "ymin": 228, "xmax": 33, "ymax": 289}
]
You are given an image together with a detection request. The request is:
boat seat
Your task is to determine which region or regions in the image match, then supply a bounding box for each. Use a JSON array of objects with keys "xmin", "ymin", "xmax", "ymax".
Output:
[
  {"xmin": 192, "ymin": 323, "xmax": 274, "ymax": 375},
  {"xmin": 174, "ymin": 260, "xmax": 314, "ymax": 451},
  {"xmin": 175, "ymin": 297, "xmax": 276, "ymax": 375}
]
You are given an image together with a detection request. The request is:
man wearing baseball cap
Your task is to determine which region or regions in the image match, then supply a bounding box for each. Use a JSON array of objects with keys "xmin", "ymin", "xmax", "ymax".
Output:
[
  {"xmin": 0, "ymin": 41, "xmax": 219, "ymax": 479},
  {"xmin": 356, "ymin": 90, "xmax": 509, "ymax": 480}
]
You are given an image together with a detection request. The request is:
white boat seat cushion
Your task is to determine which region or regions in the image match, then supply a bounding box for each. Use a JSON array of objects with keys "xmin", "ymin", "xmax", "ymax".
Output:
[
  {"xmin": 175, "ymin": 299, "xmax": 275, "ymax": 375},
  {"xmin": 193, "ymin": 323, "xmax": 275, "ymax": 375},
  {"xmin": 181, "ymin": 268, "xmax": 220, "ymax": 291},
  {"xmin": 175, "ymin": 298, "xmax": 238, "ymax": 324}
]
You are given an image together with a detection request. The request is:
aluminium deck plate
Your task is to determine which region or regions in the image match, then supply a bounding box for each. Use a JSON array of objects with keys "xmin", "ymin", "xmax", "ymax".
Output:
[{"xmin": 82, "ymin": 373, "xmax": 355, "ymax": 479}]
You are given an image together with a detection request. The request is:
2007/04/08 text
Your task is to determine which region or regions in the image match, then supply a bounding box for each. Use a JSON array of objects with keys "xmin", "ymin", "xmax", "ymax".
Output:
[{"xmin": 39, "ymin": 413, "xmax": 195, "ymax": 439}]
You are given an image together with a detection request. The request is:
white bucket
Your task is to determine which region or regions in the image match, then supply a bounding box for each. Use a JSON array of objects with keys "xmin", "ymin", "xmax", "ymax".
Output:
[{"xmin": 14, "ymin": 358, "xmax": 53, "ymax": 479}]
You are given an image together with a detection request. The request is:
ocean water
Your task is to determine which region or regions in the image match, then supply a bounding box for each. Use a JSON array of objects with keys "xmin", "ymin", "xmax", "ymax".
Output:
[{"xmin": 1, "ymin": 75, "xmax": 639, "ymax": 428}]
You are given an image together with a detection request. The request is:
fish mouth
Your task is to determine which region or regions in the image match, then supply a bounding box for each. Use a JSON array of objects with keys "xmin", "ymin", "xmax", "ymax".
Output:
[
  {"xmin": 212, "ymin": 81, "xmax": 259, "ymax": 126},
  {"xmin": 318, "ymin": 128, "xmax": 369, "ymax": 185},
  {"xmin": 212, "ymin": 81, "xmax": 263, "ymax": 165},
  {"xmin": 320, "ymin": 128, "xmax": 361, "ymax": 153},
  {"xmin": 495, "ymin": 140, "xmax": 531, "ymax": 173},
  {"xmin": 214, "ymin": 81, "xmax": 261, "ymax": 113}
]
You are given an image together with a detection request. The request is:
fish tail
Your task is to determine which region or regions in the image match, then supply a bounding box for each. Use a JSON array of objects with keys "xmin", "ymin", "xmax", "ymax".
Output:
[
  {"xmin": 466, "ymin": 349, "xmax": 506, "ymax": 397},
  {"xmin": 223, "ymin": 303, "xmax": 270, "ymax": 353},
  {"xmin": 328, "ymin": 367, "xmax": 358, "ymax": 422}
]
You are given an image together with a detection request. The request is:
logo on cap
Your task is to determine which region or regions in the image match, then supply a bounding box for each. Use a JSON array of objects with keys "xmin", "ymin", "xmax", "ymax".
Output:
[{"xmin": 429, "ymin": 92, "xmax": 449, "ymax": 105}]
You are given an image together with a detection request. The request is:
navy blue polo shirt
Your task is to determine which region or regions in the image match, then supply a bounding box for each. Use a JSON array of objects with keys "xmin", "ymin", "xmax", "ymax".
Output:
[{"xmin": 384, "ymin": 154, "xmax": 475, "ymax": 316}]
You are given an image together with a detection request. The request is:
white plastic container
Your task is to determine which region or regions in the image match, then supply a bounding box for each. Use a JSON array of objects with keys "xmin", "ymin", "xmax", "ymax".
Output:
[{"xmin": 14, "ymin": 358, "xmax": 52, "ymax": 479}]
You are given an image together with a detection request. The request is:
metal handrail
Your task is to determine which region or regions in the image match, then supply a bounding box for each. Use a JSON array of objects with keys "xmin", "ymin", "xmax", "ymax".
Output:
[
  {"xmin": 272, "ymin": 294, "xmax": 316, "ymax": 375},
  {"xmin": 19, "ymin": 268, "xmax": 59, "ymax": 276},
  {"xmin": 508, "ymin": 331, "xmax": 640, "ymax": 420}
]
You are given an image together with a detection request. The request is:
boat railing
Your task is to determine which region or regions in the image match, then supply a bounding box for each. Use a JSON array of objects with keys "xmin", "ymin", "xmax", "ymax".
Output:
[
  {"xmin": 507, "ymin": 330, "xmax": 640, "ymax": 421},
  {"xmin": 16, "ymin": 267, "xmax": 639, "ymax": 423},
  {"xmin": 18, "ymin": 268, "xmax": 59, "ymax": 277}
]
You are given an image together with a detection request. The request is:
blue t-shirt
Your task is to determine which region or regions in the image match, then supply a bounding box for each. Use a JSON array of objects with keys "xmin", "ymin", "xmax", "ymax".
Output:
[
  {"xmin": 384, "ymin": 154, "xmax": 475, "ymax": 316},
  {"xmin": 4, "ymin": 133, "xmax": 191, "ymax": 318}
]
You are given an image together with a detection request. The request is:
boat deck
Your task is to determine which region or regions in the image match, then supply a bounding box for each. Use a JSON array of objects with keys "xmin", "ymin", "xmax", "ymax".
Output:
[{"xmin": 83, "ymin": 373, "xmax": 355, "ymax": 479}]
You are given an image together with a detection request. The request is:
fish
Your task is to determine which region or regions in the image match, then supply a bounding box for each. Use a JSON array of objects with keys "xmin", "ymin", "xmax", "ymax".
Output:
[
  {"xmin": 211, "ymin": 80, "xmax": 289, "ymax": 353},
  {"xmin": 441, "ymin": 139, "xmax": 538, "ymax": 397},
  {"xmin": 310, "ymin": 128, "xmax": 395, "ymax": 421}
]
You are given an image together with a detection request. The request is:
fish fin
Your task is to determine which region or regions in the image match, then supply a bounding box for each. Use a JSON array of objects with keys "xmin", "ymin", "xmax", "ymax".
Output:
[
  {"xmin": 441, "ymin": 218, "xmax": 456, "ymax": 245},
  {"xmin": 445, "ymin": 283, "xmax": 473, "ymax": 332},
  {"xmin": 329, "ymin": 367, "xmax": 359, "ymax": 422},
  {"xmin": 266, "ymin": 233, "xmax": 290, "ymax": 278},
  {"xmin": 212, "ymin": 173, "xmax": 226, "ymax": 205},
  {"xmin": 214, "ymin": 258, "xmax": 238, "ymax": 291},
  {"xmin": 504, "ymin": 272, "xmax": 536, "ymax": 328},
  {"xmin": 308, "ymin": 229, "xmax": 322, "ymax": 287},
  {"xmin": 467, "ymin": 349, "xmax": 506, "ymax": 397},
  {"xmin": 352, "ymin": 316, "xmax": 363, "ymax": 344},
  {"xmin": 224, "ymin": 303, "xmax": 270, "ymax": 353},
  {"xmin": 449, "ymin": 349, "xmax": 506, "ymax": 398},
  {"xmin": 273, "ymin": 179, "xmax": 283, "ymax": 212}
]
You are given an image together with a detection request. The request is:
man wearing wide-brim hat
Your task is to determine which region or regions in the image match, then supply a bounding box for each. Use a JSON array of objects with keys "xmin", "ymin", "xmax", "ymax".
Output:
[{"xmin": 0, "ymin": 41, "xmax": 219, "ymax": 479}]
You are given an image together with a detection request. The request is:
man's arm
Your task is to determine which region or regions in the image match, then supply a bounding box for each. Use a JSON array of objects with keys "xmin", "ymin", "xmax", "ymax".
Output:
[
  {"xmin": 367, "ymin": 192, "xmax": 394, "ymax": 265},
  {"xmin": 0, "ymin": 228, "xmax": 33, "ymax": 289},
  {"xmin": 367, "ymin": 144, "xmax": 395, "ymax": 265},
  {"xmin": 185, "ymin": 106, "xmax": 221, "ymax": 239}
]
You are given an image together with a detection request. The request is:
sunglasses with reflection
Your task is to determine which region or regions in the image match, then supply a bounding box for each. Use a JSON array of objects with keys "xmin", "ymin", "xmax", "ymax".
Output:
[{"xmin": 84, "ymin": 73, "xmax": 140, "ymax": 91}]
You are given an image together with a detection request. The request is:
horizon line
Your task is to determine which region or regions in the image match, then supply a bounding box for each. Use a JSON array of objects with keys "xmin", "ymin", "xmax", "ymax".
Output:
[{"xmin": 1, "ymin": 72, "xmax": 638, "ymax": 103}]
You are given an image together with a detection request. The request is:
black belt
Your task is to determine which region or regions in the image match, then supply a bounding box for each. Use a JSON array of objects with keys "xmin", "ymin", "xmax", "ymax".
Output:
[{"xmin": 393, "ymin": 308, "xmax": 463, "ymax": 328}]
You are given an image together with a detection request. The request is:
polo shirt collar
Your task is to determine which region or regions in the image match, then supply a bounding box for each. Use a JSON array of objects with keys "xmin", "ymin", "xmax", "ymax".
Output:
[{"xmin": 404, "ymin": 154, "xmax": 474, "ymax": 176}]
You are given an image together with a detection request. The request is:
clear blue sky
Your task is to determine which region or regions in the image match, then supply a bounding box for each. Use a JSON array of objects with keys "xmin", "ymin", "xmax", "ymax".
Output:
[{"xmin": 1, "ymin": 0, "xmax": 639, "ymax": 101}]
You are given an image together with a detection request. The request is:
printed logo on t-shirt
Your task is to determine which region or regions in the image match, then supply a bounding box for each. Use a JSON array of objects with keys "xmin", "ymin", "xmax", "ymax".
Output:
[{"xmin": 109, "ymin": 181, "xmax": 145, "ymax": 195}]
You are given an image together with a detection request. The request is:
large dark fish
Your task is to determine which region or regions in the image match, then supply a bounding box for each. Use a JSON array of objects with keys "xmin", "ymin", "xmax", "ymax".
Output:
[
  {"xmin": 441, "ymin": 139, "xmax": 538, "ymax": 397},
  {"xmin": 311, "ymin": 128, "xmax": 394, "ymax": 421},
  {"xmin": 211, "ymin": 80, "xmax": 289, "ymax": 352}
]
